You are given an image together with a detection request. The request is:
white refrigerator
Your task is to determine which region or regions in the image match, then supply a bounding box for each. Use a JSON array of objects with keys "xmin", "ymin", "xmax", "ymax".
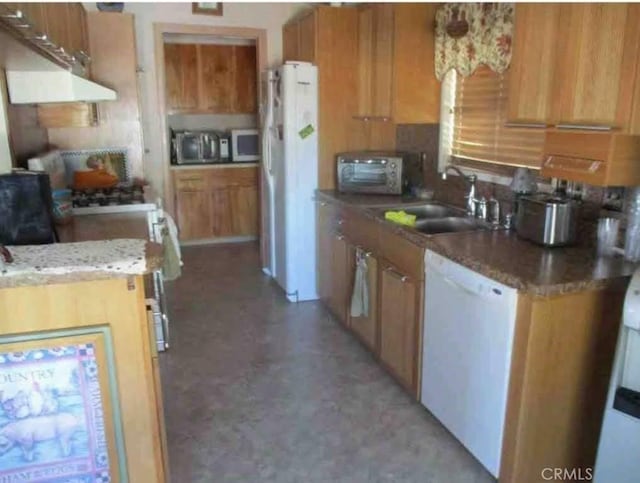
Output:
[{"xmin": 261, "ymin": 62, "xmax": 318, "ymax": 302}]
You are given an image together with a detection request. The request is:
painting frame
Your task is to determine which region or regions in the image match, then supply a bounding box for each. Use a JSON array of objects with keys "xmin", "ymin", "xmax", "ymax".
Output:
[
  {"xmin": 0, "ymin": 326, "xmax": 128, "ymax": 482},
  {"xmin": 192, "ymin": 2, "xmax": 223, "ymax": 16}
]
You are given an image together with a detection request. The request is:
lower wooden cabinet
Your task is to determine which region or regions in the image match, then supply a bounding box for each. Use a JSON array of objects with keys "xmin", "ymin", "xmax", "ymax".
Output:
[
  {"xmin": 173, "ymin": 166, "xmax": 259, "ymax": 242},
  {"xmin": 379, "ymin": 262, "xmax": 420, "ymax": 394}
]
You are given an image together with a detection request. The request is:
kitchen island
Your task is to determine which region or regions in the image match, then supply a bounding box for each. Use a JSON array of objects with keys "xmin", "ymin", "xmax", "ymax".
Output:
[
  {"xmin": 316, "ymin": 189, "xmax": 634, "ymax": 483},
  {"xmin": 0, "ymin": 240, "xmax": 168, "ymax": 482}
]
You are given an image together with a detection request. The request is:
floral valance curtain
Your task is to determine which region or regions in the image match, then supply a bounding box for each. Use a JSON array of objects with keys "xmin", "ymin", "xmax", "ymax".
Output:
[{"xmin": 435, "ymin": 3, "xmax": 514, "ymax": 81}]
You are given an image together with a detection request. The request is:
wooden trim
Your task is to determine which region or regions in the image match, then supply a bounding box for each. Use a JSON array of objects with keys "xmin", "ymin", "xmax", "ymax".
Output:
[
  {"xmin": 192, "ymin": 2, "xmax": 223, "ymax": 16},
  {"xmin": 153, "ymin": 22, "xmax": 267, "ymax": 223}
]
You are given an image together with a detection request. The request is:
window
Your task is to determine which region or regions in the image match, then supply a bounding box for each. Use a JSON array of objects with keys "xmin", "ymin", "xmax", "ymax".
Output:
[{"xmin": 440, "ymin": 65, "xmax": 545, "ymax": 178}]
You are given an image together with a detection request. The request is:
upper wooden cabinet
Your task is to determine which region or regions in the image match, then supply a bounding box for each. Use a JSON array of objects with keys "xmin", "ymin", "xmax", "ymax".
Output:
[
  {"xmin": 356, "ymin": 3, "xmax": 440, "ymax": 123},
  {"xmin": 392, "ymin": 3, "xmax": 440, "ymax": 124},
  {"xmin": 164, "ymin": 43, "xmax": 257, "ymax": 114},
  {"xmin": 508, "ymin": 3, "xmax": 640, "ymax": 130},
  {"xmin": 4, "ymin": 3, "xmax": 89, "ymax": 59},
  {"xmin": 356, "ymin": 4, "xmax": 394, "ymax": 119},
  {"xmin": 553, "ymin": 3, "xmax": 640, "ymax": 128},
  {"xmin": 282, "ymin": 11, "xmax": 316, "ymax": 63},
  {"xmin": 507, "ymin": 3, "xmax": 560, "ymax": 124},
  {"xmin": 164, "ymin": 44, "xmax": 199, "ymax": 111}
]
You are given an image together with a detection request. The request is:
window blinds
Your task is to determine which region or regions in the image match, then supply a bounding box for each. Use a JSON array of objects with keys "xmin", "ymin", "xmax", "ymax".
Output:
[{"xmin": 452, "ymin": 65, "xmax": 545, "ymax": 170}]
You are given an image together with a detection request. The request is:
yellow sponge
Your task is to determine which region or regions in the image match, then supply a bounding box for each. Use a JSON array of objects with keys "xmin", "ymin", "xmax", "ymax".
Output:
[{"xmin": 384, "ymin": 210, "xmax": 417, "ymax": 227}]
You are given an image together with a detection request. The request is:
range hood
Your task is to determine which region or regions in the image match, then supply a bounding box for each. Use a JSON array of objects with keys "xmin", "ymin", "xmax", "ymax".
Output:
[
  {"xmin": 5, "ymin": 71, "xmax": 116, "ymax": 104},
  {"xmin": 0, "ymin": 27, "xmax": 116, "ymax": 104}
]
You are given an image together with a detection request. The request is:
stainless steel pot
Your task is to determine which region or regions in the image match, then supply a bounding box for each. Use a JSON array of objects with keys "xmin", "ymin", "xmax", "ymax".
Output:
[{"xmin": 515, "ymin": 194, "xmax": 581, "ymax": 247}]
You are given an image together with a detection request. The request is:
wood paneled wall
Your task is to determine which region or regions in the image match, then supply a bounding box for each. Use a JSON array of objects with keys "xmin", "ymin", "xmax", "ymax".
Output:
[{"xmin": 47, "ymin": 12, "xmax": 145, "ymax": 181}]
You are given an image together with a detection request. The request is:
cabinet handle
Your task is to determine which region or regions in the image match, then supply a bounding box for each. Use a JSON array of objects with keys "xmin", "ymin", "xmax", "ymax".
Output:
[
  {"xmin": 336, "ymin": 234, "xmax": 345, "ymax": 241},
  {"xmin": 337, "ymin": 219, "xmax": 345, "ymax": 225},
  {"xmin": 385, "ymin": 266, "xmax": 408, "ymax": 283},
  {"xmin": 319, "ymin": 201, "xmax": 327, "ymax": 206},
  {"xmin": 178, "ymin": 177, "xmax": 204, "ymax": 182},
  {"xmin": 1, "ymin": 9, "xmax": 23, "ymax": 19}
]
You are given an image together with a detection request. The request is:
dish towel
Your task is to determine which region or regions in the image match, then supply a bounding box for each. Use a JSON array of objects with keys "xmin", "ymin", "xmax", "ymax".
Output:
[
  {"xmin": 162, "ymin": 211, "xmax": 183, "ymax": 281},
  {"xmin": 350, "ymin": 248, "xmax": 369, "ymax": 318}
]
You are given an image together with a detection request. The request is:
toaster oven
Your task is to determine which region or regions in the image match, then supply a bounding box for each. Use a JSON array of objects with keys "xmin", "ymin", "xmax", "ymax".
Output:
[{"xmin": 337, "ymin": 152, "xmax": 407, "ymax": 194}]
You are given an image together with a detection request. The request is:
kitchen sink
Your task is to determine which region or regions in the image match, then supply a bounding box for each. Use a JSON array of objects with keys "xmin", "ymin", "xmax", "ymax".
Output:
[
  {"xmin": 375, "ymin": 202, "xmax": 465, "ymax": 219},
  {"xmin": 415, "ymin": 217, "xmax": 489, "ymax": 235}
]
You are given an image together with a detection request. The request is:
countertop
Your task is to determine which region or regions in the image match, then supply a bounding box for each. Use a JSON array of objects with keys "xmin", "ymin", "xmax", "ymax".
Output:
[
  {"xmin": 317, "ymin": 190, "xmax": 638, "ymax": 297},
  {"xmin": 170, "ymin": 162, "xmax": 259, "ymax": 170},
  {"xmin": 1, "ymin": 212, "xmax": 162, "ymax": 289}
]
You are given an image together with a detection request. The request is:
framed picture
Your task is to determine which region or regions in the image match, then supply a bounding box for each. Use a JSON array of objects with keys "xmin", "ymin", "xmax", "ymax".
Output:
[
  {"xmin": 192, "ymin": 2, "xmax": 223, "ymax": 16},
  {"xmin": 0, "ymin": 327, "xmax": 128, "ymax": 482}
]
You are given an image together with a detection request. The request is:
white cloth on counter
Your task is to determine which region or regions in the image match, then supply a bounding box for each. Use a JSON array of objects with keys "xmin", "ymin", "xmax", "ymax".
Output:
[
  {"xmin": 0, "ymin": 239, "xmax": 147, "ymax": 277},
  {"xmin": 350, "ymin": 248, "xmax": 369, "ymax": 318}
]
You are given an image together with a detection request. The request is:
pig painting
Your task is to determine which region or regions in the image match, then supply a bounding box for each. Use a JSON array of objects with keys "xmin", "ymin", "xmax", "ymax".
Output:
[
  {"xmin": 0, "ymin": 342, "xmax": 114, "ymax": 480},
  {"xmin": 0, "ymin": 412, "xmax": 80, "ymax": 462}
]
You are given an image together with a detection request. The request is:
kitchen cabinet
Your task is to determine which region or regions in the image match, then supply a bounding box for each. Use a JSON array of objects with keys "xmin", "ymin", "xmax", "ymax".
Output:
[
  {"xmin": 37, "ymin": 102, "xmax": 97, "ymax": 128},
  {"xmin": 552, "ymin": 3, "xmax": 640, "ymax": 128},
  {"xmin": 282, "ymin": 11, "xmax": 315, "ymax": 63},
  {"xmin": 317, "ymin": 199, "xmax": 424, "ymax": 396},
  {"xmin": 3, "ymin": 3, "xmax": 90, "ymax": 63},
  {"xmin": 507, "ymin": 3, "xmax": 559, "ymax": 124},
  {"xmin": 508, "ymin": 3, "xmax": 640, "ymax": 130},
  {"xmin": 392, "ymin": 3, "xmax": 440, "ymax": 124},
  {"xmin": 356, "ymin": 3, "xmax": 394, "ymax": 120},
  {"xmin": 173, "ymin": 166, "xmax": 259, "ymax": 242},
  {"xmin": 379, "ymin": 262, "xmax": 420, "ymax": 393},
  {"xmin": 316, "ymin": 201, "xmax": 352, "ymax": 326},
  {"xmin": 163, "ymin": 43, "xmax": 258, "ymax": 114},
  {"xmin": 164, "ymin": 43, "xmax": 200, "ymax": 111},
  {"xmin": 0, "ymin": 275, "xmax": 169, "ymax": 482}
]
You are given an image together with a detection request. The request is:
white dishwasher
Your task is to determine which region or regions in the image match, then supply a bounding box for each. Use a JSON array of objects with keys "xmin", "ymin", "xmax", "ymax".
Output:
[{"xmin": 422, "ymin": 250, "xmax": 518, "ymax": 477}]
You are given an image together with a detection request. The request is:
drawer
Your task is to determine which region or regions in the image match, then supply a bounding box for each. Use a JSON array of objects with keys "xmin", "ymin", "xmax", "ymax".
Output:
[
  {"xmin": 173, "ymin": 172, "xmax": 207, "ymax": 191},
  {"xmin": 209, "ymin": 167, "xmax": 258, "ymax": 189},
  {"xmin": 379, "ymin": 224, "xmax": 425, "ymax": 280},
  {"xmin": 342, "ymin": 208, "xmax": 379, "ymax": 254}
]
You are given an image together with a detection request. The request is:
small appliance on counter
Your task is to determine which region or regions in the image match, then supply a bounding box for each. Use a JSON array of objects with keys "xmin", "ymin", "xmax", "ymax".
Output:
[
  {"xmin": 171, "ymin": 130, "xmax": 230, "ymax": 165},
  {"xmin": 515, "ymin": 193, "xmax": 581, "ymax": 247},
  {"xmin": 230, "ymin": 128, "xmax": 260, "ymax": 162},
  {"xmin": 336, "ymin": 151, "xmax": 409, "ymax": 195},
  {"xmin": 0, "ymin": 172, "xmax": 57, "ymax": 245}
]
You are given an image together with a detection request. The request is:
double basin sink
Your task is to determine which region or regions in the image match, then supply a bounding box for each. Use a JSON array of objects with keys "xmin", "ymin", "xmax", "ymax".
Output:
[{"xmin": 374, "ymin": 202, "xmax": 491, "ymax": 235}]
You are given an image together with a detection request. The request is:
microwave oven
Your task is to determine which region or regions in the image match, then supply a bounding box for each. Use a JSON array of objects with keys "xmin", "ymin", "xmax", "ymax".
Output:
[
  {"xmin": 172, "ymin": 130, "xmax": 230, "ymax": 165},
  {"xmin": 337, "ymin": 151, "xmax": 408, "ymax": 195},
  {"xmin": 231, "ymin": 129, "xmax": 260, "ymax": 162}
]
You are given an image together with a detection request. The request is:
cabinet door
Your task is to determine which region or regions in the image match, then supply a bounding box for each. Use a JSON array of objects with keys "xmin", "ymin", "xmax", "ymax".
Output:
[
  {"xmin": 328, "ymin": 233, "xmax": 352, "ymax": 327},
  {"xmin": 15, "ymin": 3, "xmax": 47, "ymax": 36},
  {"xmin": 507, "ymin": 4, "xmax": 559, "ymax": 124},
  {"xmin": 317, "ymin": 201, "xmax": 335, "ymax": 305},
  {"xmin": 379, "ymin": 263, "xmax": 419, "ymax": 392},
  {"xmin": 349, "ymin": 251, "xmax": 378, "ymax": 352},
  {"xmin": 42, "ymin": 3, "xmax": 71, "ymax": 50},
  {"xmin": 392, "ymin": 4, "xmax": 440, "ymax": 124},
  {"xmin": 233, "ymin": 45, "xmax": 257, "ymax": 113},
  {"xmin": 298, "ymin": 12, "xmax": 316, "ymax": 63},
  {"xmin": 66, "ymin": 3, "xmax": 88, "ymax": 56},
  {"xmin": 199, "ymin": 44, "xmax": 234, "ymax": 113},
  {"xmin": 175, "ymin": 190, "xmax": 211, "ymax": 240},
  {"xmin": 210, "ymin": 188, "xmax": 234, "ymax": 237},
  {"xmin": 357, "ymin": 4, "xmax": 394, "ymax": 119},
  {"xmin": 229, "ymin": 185, "xmax": 259, "ymax": 236},
  {"xmin": 554, "ymin": 4, "xmax": 637, "ymax": 127},
  {"xmin": 283, "ymin": 22, "xmax": 299, "ymax": 61},
  {"xmin": 164, "ymin": 43, "xmax": 199, "ymax": 111}
]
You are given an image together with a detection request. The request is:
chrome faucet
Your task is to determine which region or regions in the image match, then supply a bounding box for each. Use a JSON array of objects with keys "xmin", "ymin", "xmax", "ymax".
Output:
[{"xmin": 441, "ymin": 165, "xmax": 478, "ymax": 216}]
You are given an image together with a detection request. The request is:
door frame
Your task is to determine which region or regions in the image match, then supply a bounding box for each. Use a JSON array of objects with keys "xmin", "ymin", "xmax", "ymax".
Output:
[{"xmin": 153, "ymin": 22, "xmax": 267, "ymax": 255}]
